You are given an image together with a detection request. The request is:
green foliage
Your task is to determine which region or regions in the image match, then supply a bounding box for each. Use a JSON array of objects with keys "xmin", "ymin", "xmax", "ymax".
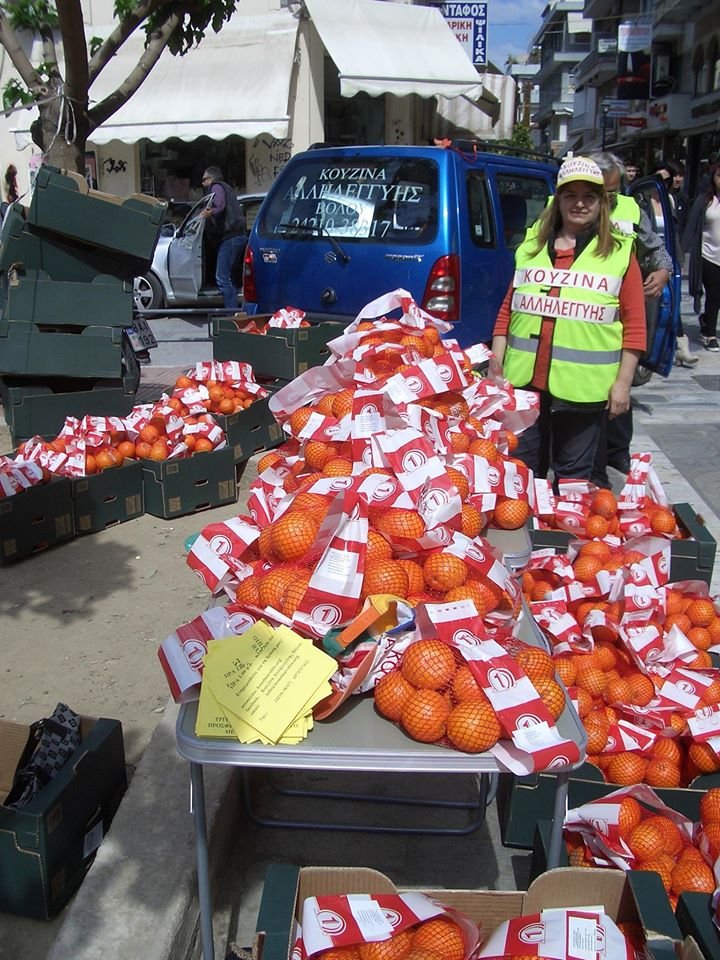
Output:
[
  {"xmin": 89, "ymin": 35, "xmax": 103, "ymax": 58},
  {"xmin": 2, "ymin": 77, "xmax": 34, "ymax": 111},
  {"xmin": 145, "ymin": 0, "xmax": 237, "ymax": 55},
  {"xmin": 3, "ymin": 0, "xmax": 58, "ymax": 30},
  {"xmin": 493, "ymin": 124, "xmax": 536, "ymax": 157}
]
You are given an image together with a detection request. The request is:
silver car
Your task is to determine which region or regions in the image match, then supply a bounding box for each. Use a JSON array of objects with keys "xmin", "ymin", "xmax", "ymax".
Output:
[{"xmin": 133, "ymin": 193, "xmax": 266, "ymax": 310}]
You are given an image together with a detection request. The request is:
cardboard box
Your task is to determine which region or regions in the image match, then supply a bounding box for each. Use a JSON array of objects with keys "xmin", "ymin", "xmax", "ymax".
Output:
[
  {"xmin": 496, "ymin": 764, "xmax": 720, "ymax": 850},
  {"xmin": 254, "ymin": 864, "xmax": 695, "ymax": 960},
  {"xmin": 529, "ymin": 502, "xmax": 717, "ymax": 586},
  {"xmin": 71, "ymin": 460, "xmax": 143, "ymax": 534},
  {"xmin": 676, "ymin": 892, "xmax": 720, "ymax": 960},
  {"xmin": 0, "ymin": 476, "xmax": 75, "ymax": 563},
  {"xmin": 212, "ymin": 397, "xmax": 284, "ymax": 464},
  {"xmin": 141, "ymin": 446, "xmax": 237, "ymax": 519},
  {"xmin": 0, "ymin": 267, "xmax": 133, "ymax": 328},
  {"xmin": 0, "ymin": 714, "xmax": 127, "ymax": 918},
  {"xmin": 1, "ymin": 375, "xmax": 137, "ymax": 446},
  {"xmin": 0, "ymin": 203, "xmax": 154, "ymax": 283},
  {"xmin": 211, "ymin": 314, "xmax": 346, "ymax": 382},
  {"xmin": 28, "ymin": 166, "xmax": 166, "ymax": 263},
  {"xmin": 0, "ymin": 319, "xmax": 125, "ymax": 379}
]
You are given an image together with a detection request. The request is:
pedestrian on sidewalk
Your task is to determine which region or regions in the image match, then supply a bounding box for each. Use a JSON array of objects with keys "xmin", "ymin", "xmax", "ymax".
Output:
[
  {"xmin": 683, "ymin": 164, "xmax": 720, "ymax": 353},
  {"xmin": 199, "ymin": 166, "xmax": 246, "ymax": 311},
  {"xmin": 492, "ymin": 156, "xmax": 646, "ymax": 490}
]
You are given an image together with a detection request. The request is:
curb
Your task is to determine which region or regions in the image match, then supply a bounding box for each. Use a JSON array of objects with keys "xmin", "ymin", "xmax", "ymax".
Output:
[{"xmin": 47, "ymin": 701, "xmax": 237, "ymax": 960}]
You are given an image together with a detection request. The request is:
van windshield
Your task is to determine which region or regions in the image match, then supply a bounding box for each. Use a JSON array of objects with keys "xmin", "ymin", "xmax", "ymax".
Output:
[{"xmin": 258, "ymin": 158, "xmax": 439, "ymax": 244}]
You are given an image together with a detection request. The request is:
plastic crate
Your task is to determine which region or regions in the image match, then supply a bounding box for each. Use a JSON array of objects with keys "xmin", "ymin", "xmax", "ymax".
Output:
[
  {"xmin": 0, "ymin": 266, "xmax": 133, "ymax": 328},
  {"xmin": 676, "ymin": 893, "xmax": 720, "ymax": 960},
  {"xmin": 212, "ymin": 397, "xmax": 284, "ymax": 464},
  {"xmin": 0, "ymin": 476, "xmax": 75, "ymax": 562},
  {"xmin": 71, "ymin": 460, "xmax": 144, "ymax": 534},
  {"xmin": 141, "ymin": 447, "xmax": 237, "ymax": 519},
  {"xmin": 0, "ymin": 319, "xmax": 125, "ymax": 379},
  {"xmin": 496, "ymin": 763, "xmax": 720, "ymax": 850},
  {"xmin": 28, "ymin": 166, "xmax": 167, "ymax": 262},
  {"xmin": 1, "ymin": 375, "xmax": 137, "ymax": 446},
  {"xmin": 211, "ymin": 314, "xmax": 346, "ymax": 381},
  {"xmin": 529, "ymin": 502, "xmax": 717, "ymax": 586},
  {"xmin": 0, "ymin": 716, "xmax": 126, "ymax": 918},
  {"xmin": 0, "ymin": 203, "xmax": 153, "ymax": 282}
]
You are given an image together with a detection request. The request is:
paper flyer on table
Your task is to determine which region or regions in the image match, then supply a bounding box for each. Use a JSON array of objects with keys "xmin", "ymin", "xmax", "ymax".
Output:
[{"xmin": 197, "ymin": 623, "xmax": 336, "ymax": 744}]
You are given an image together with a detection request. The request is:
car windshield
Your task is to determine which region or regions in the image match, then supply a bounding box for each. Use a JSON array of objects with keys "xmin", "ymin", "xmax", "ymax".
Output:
[{"xmin": 257, "ymin": 157, "xmax": 439, "ymax": 244}]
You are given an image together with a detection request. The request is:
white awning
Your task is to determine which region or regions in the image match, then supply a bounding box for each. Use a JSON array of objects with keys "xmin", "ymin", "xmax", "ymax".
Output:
[
  {"xmin": 87, "ymin": 12, "xmax": 299, "ymax": 144},
  {"xmin": 303, "ymin": 0, "xmax": 484, "ymax": 101},
  {"xmin": 434, "ymin": 74, "xmax": 516, "ymax": 140}
]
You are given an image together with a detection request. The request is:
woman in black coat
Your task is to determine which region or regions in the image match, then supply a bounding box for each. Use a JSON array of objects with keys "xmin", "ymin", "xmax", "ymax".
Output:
[{"xmin": 683, "ymin": 165, "xmax": 720, "ymax": 351}]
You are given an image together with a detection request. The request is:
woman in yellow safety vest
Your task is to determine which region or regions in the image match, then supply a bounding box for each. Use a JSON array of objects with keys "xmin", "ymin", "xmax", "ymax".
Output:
[{"xmin": 492, "ymin": 155, "xmax": 647, "ymax": 488}]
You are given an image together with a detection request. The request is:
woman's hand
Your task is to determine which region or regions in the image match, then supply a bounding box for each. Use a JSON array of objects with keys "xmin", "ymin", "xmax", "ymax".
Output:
[{"xmin": 607, "ymin": 379, "xmax": 632, "ymax": 417}]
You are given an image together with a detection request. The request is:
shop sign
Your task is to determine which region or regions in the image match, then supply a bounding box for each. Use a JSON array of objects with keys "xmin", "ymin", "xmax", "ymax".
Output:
[{"xmin": 442, "ymin": 2, "xmax": 488, "ymax": 67}]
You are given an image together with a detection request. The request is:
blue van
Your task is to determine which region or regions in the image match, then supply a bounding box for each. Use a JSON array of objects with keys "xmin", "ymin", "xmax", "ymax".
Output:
[{"xmin": 242, "ymin": 144, "xmax": 558, "ymax": 347}]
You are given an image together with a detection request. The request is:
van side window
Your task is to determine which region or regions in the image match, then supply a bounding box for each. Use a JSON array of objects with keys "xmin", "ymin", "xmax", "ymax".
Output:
[
  {"xmin": 467, "ymin": 172, "xmax": 493, "ymax": 247},
  {"xmin": 496, "ymin": 176, "xmax": 551, "ymax": 250}
]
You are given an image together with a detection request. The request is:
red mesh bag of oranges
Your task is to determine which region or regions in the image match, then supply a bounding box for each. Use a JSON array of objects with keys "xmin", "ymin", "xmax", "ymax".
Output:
[
  {"xmin": 171, "ymin": 359, "xmax": 268, "ymax": 417},
  {"xmin": 0, "ymin": 453, "xmax": 46, "ymax": 496},
  {"xmin": 563, "ymin": 784, "xmax": 720, "ymax": 906},
  {"xmin": 295, "ymin": 890, "xmax": 480, "ymax": 960}
]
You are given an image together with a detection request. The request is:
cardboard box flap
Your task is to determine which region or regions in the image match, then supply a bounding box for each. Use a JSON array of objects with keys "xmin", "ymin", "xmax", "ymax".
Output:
[
  {"xmin": 0, "ymin": 721, "xmax": 31, "ymax": 799},
  {"xmin": 524, "ymin": 868, "xmax": 627, "ymax": 917}
]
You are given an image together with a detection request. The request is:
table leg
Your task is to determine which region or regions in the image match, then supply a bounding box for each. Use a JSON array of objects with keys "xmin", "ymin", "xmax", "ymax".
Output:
[
  {"xmin": 190, "ymin": 761, "xmax": 215, "ymax": 960},
  {"xmin": 547, "ymin": 770, "xmax": 569, "ymax": 869}
]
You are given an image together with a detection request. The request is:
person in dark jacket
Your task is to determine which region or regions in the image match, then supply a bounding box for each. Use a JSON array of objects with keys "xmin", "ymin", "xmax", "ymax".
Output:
[
  {"xmin": 683, "ymin": 165, "xmax": 720, "ymax": 352},
  {"xmin": 199, "ymin": 166, "xmax": 246, "ymax": 310}
]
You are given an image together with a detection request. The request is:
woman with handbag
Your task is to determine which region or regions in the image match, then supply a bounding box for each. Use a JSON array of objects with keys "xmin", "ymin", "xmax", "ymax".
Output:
[
  {"xmin": 491, "ymin": 156, "xmax": 646, "ymax": 488},
  {"xmin": 683, "ymin": 165, "xmax": 720, "ymax": 353}
]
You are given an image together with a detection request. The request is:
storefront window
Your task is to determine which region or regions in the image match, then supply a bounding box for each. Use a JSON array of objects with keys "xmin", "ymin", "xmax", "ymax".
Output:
[
  {"xmin": 709, "ymin": 37, "xmax": 720, "ymax": 95},
  {"xmin": 138, "ymin": 136, "xmax": 247, "ymax": 201}
]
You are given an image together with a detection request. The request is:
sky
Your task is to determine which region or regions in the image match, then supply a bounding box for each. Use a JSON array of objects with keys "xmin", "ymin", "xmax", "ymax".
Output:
[{"xmin": 485, "ymin": 0, "xmax": 546, "ymax": 69}]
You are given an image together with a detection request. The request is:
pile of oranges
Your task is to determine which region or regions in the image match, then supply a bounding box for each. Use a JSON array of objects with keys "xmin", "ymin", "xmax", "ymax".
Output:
[
  {"xmin": 566, "ymin": 789, "xmax": 720, "ymax": 906},
  {"xmin": 312, "ymin": 911, "xmax": 468, "ymax": 960},
  {"xmin": 373, "ymin": 637, "xmax": 562, "ymax": 753},
  {"xmin": 522, "ymin": 541, "xmax": 720, "ymax": 787},
  {"xmin": 171, "ymin": 373, "xmax": 261, "ymax": 416},
  {"xmin": 539, "ymin": 488, "xmax": 684, "ymax": 542}
]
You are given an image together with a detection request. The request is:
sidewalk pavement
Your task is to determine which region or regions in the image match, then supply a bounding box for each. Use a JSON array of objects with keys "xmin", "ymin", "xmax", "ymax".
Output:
[{"xmin": 8, "ymin": 302, "xmax": 720, "ymax": 960}]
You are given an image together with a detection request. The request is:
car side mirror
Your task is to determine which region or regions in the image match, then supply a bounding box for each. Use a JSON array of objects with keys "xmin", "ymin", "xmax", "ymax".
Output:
[{"xmin": 160, "ymin": 223, "xmax": 177, "ymax": 238}]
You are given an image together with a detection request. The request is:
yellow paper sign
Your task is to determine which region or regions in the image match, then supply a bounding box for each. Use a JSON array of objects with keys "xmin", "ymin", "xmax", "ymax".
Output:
[{"xmin": 199, "ymin": 621, "xmax": 337, "ymax": 744}]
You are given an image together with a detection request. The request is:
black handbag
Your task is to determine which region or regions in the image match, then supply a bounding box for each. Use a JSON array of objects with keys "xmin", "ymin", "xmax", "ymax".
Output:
[{"xmin": 5, "ymin": 703, "xmax": 81, "ymax": 809}]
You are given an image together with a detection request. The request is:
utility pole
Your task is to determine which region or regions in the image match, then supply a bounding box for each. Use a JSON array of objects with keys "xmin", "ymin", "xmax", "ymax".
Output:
[{"xmin": 600, "ymin": 102, "xmax": 611, "ymax": 151}]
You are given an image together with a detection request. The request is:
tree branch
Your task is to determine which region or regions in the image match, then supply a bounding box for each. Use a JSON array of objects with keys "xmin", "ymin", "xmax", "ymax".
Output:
[
  {"xmin": 87, "ymin": 11, "xmax": 179, "ymax": 132},
  {"xmin": 88, "ymin": 0, "xmax": 169, "ymax": 84},
  {"xmin": 57, "ymin": 0, "xmax": 88, "ymax": 107},
  {"xmin": 0, "ymin": 8, "xmax": 43, "ymax": 93}
]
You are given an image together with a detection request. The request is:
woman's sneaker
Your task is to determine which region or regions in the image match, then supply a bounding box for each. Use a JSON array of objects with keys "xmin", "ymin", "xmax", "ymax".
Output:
[{"xmin": 704, "ymin": 337, "xmax": 720, "ymax": 352}]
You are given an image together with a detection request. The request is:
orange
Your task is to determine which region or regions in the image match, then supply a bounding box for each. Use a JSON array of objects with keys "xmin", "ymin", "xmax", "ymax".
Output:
[
  {"xmin": 583, "ymin": 714, "xmax": 610, "ymax": 754},
  {"xmin": 331, "ymin": 388, "xmax": 355, "ymax": 419},
  {"xmin": 688, "ymin": 742, "xmax": 720, "ymax": 773},
  {"xmin": 533, "ymin": 678, "xmax": 565, "ymax": 720},
  {"xmin": 618, "ymin": 796, "xmax": 642, "ymax": 837},
  {"xmin": 175, "ymin": 374, "xmax": 194, "ymax": 390},
  {"xmin": 530, "ymin": 581, "xmax": 554, "ymax": 601},
  {"xmin": 671, "ymin": 852, "xmax": 716, "ymax": 895},
  {"xmin": 443, "ymin": 581, "xmax": 496, "ymax": 617},
  {"xmin": 314, "ymin": 393, "xmax": 336, "ymax": 416},
  {"xmin": 702, "ymin": 679, "xmax": 720, "ymax": 706},
  {"xmin": 358, "ymin": 931, "xmax": 414, "ymax": 960},
  {"xmin": 575, "ymin": 662, "xmax": 609, "ymax": 698},
  {"xmin": 578, "ymin": 540, "xmax": 613, "ymax": 560},
  {"xmin": 235, "ymin": 576, "xmax": 262, "ymax": 606},
  {"xmin": 400, "ymin": 689, "xmax": 450, "ymax": 744},
  {"xmin": 281, "ymin": 571, "xmax": 313, "ymax": 618},
  {"xmin": 688, "ymin": 627, "xmax": 712, "ymax": 651},
  {"xmin": 585, "ymin": 514, "xmax": 609, "ymax": 539},
  {"xmin": 650, "ymin": 509, "xmax": 677, "ymax": 535},
  {"xmin": 607, "ymin": 752, "xmax": 648, "ymax": 787},
  {"xmin": 404, "ymin": 949, "xmax": 448, "ymax": 960},
  {"xmin": 468, "ymin": 438, "xmax": 499, "ymax": 461},
  {"xmin": 686, "ymin": 598, "xmax": 716, "ymax": 628},
  {"xmin": 700, "ymin": 787, "xmax": 720, "ymax": 824},
  {"xmin": 319, "ymin": 948, "xmax": 361, "ymax": 959},
  {"xmin": 194, "ymin": 437, "xmax": 214, "ymax": 453},
  {"xmin": 323, "ymin": 457, "xmax": 353, "ymax": 477},
  {"xmin": 148, "ymin": 439, "xmax": 170, "ymax": 462},
  {"xmin": 95, "ymin": 450, "xmax": 116, "ymax": 471},
  {"xmin": 257, "ymin": 450, "xmax": 283, "ymax": 473},
  {"xmin": 375, "ymin": 509, "xmax": 425, "ymax": 540},
  {"xmin": 492, "ymin": 498, "xmax": 531, "ymax": 530},
  {"xmin": 422, "ymin": 553, "xmax": 468, "ymax": 592},
  {"xmin": 591, "ymin": 489, "xmax": 618, "ymax": 518},
  {"xmin": 304, "ymin": 440, "xmax": 334, "ymax": 470},
  {"xmin": 451, "ymin": 665, "xmax": 486, "ymax": 703},
  {"xmin": 445, "ymin": 466, "xmax": 469, "ymax": 502},
  {"xmin": 397, "ymin": 559, "xmax": 424, "ymax": 595},
  {"xmin": 460, "ymin": 503, "xmax": 483, "ymax": 538},
  {"xmin": 401, "ymin": 639, "xmax": 457, "ymax": 691},
  {"xmin": 139, "ymin": 423, "xmax": 161, "ymax": 444},
  {"xmin": 514, "ymin": 646, "xmax": 554, "ymax": 683},
  {"xmin": 652, "ymin": 738, "xmax": 683, "ymax": 766},
  {"xmin": 374, "ymin": 670, "xmax": 416, "ymax": 723},
  {"xmin": 287, "ymin": 406, "xmax": 314, "ymax": 436},
  {"xmin": 553, "ymin": 654, "xmax": 576, "ymax": 687},
  {"xmin": 686, "ymin": 651, "xmax": 713, "ymax": 670},
  {"xmin": 592, "ymin": 643, "xmax": 618, "ymax": 672},
  {"xmin": 116, "ymin": 440, "xmax": 136, "ymax": 459},
  {"xmin": 410, "ymin": 917, "xmax": 464, "ymax": 960},
  {"xmin": 707, "ymin": 617, "xmax": 720, "ymax": 644},
  {"xmin": 270, "ymin": 511, "xmax": 320, "ymax": 562},
  {"xmin": 258, "ymin": 566, "xmax": 298, "ymax": 611},
  {"xmin": 135, "ymin": 440, "xmax": 153, "ymax": 459},
  {"xmin": 636, "ymin": 855, "xmax": 674, "ymax": 892},
  {"xmin": 446, "ymin": 698, "xmax": 501, "ymax": 753},
  {"xmin": 643, "ymin": 815, "xmax": 684, "ymax": 856},
  {"xmin": 627, "ymin": 818, "xmax": 666, "ymax": 862},
  {"xmin": 665, "ymin": 589, "xmax": 686, "ymax": 615},
  {"xmin": 85, "ymin": 453, "xmax": 97, "ymax": 475},
  {"xmin": 573, "ymin": 554, "xmax": 603, "ymax": 583},
  {"xmin": 367, "ymin": 530, "xmax": 394, "ymax": 563},
  {"xmin": 604, "ymin": 677, "xmax": 633, "ymax": 706},
  {"xmin": 362, "ymin": 560, "xmax": 410, "ymax": 599},
  {"xmin": 575, "ymin": 687, "xmax": 594, "ymax": 719},
  {"xmin": 449, "ymin": 431, "xmax": 471, "ymax": 454},
  {"xmin": 626, "ymin": 672, "xmax": 656, "ymax": 707}
]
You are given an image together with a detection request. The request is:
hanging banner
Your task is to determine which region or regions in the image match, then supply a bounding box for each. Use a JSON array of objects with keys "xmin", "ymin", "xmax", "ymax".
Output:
[
  {"xmin": 617, "ymin": 20, "xmax": 652, "ymax": 101},
  {"xmin": 442, "ymin": 2, "xmax": 488, "ymax": 67}
]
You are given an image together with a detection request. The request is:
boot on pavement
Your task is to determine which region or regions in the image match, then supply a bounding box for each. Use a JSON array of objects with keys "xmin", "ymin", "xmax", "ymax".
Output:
[{"xmin": 675, "ymin": 334, "xmax": 699, "ymax": 367}]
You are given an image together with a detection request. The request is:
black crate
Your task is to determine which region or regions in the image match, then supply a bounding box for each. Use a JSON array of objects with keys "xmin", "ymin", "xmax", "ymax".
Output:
[
  {"xmin": 0, "ymin": 319, "xmax": 125, "ymax": 379},
  {"xmin": 212, "ymin": 314, "xmax": 346, "ymax": 381},
  {"xmin": 71, "ymin": 460, "xmax": 144, "ymax": 534},
  {"xmin": 0, "ymin": 266, "xmax": 133, "ymax": 328},
  {"xmin": 28, "ymin": 166, "xmax": 166, "ymax": 262},
  {"xmin": 0, "ymin": 715, "xmax": 126, "ymax": 918},
  {"xmin": 0, "ymin": 476, "xmax": 75, "ymax": 562},
  {"xmin": 141, "ymin": 447, "xmax": 237, "ymax": 519},
  {"xmin": 529, "ymin": 502, "xmax": 717, "ymax": 586},
  {"xmin": 212, "ymin": 397, "xmax": 284, "ymax": 464},
  {"xmin": 676, "ymin": 893, "xmax": 720, "ymax": 960},
  {"xmin": 1, "ymin": 376, "xmax": 137, "ymax": 447}
]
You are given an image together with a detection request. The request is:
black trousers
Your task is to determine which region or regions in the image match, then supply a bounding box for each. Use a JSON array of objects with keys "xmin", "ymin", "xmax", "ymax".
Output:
[
  {"xmin": 592, "ymin": 409, "xmax": 633, "ymax": 486},
  {"xmin": 515, "ymin": 391, "xmax": 606, "ymax": 493}
]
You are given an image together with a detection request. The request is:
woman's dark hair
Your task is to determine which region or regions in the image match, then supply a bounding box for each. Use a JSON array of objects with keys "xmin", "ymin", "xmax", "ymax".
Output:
[{"xmin": 704, "ymin": 164, "xmax": 720, "ymax": 205}]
